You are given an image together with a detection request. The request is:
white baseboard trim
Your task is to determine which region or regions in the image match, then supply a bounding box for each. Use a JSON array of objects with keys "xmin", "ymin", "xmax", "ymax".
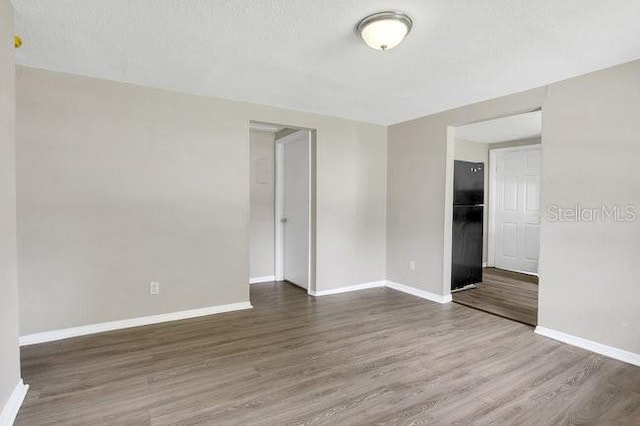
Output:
[
  {"xmin": 0, "ymin": 379, "xmax": 28, "ymax": 426},
  {"xmin": 535, "ymin": 326, "xmax": 640, "ymax": 367},
  {"xmin": 386, "ymin": 280, "xmax": 453, "ymax": 304},
  {"xmin": 309, "ymin": 280, "xmax": 386, "ymax": 297},
  {"xmin": 482, "ymin": 262, "xmax": 488, "ymax": 268},
  {"xmin": 19, "ymin": 302, "xmax": 253, "ymax": 346},
  {"xmin": 493, "ymin": 266, "xmax": 538, "ymax": 277},
  {"xmin": 308, "ymin": 279, "xmax": 453, "ymax": 304},
  {"xmin": 250, "ymin": 275, "xmax": 276, "ymax": 284}
]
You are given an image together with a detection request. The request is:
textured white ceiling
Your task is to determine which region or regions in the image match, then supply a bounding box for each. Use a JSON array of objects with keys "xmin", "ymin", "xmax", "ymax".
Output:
[
  {"xmin": 456, "ymin": 111, "xmax": 541, "ymax": 144},
  {"xmin": 13, "ymin": 0, "xmax": 640, "ymax": 125}
]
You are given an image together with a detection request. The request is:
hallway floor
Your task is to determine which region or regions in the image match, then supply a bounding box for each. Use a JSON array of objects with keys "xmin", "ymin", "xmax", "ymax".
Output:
[{"xmin": 452, "ymin": 268, "xmax": 538, "ymax": 326}]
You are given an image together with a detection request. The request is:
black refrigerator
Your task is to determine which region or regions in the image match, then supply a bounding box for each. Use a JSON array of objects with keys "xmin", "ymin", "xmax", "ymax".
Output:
[{"xmin": 451, "ymin": 160, "xmax": 484, "ymax": 291}]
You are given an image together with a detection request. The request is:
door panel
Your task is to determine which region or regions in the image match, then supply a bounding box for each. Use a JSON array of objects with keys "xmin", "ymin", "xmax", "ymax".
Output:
[
  {"xmin": 493, "ymin": 147, "xmax": 541, "ymax": 274},
  {"xmin": 525, "ymin": 150, "xmax": 541, "ymax": 169},
  {"xmin": 523, "ymin": 223, "xmax": 540, "ymax": 260},
  {"xmin": 524, "ymin": 176, "xmax": 540, "ymax": 212},
  {"xmin": 503, "ymin": 177, "xmax": 518, "ymax": 211},
  {"xmin": 282, "ymin": 132, "xmax": 309, "ymax": 289},
  {"xmin": 501, "ymin": 222, "xmax": 518, "ymax": 258}
]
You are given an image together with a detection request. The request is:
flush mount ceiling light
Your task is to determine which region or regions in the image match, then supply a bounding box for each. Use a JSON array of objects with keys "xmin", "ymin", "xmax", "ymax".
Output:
[{"xmin": 356, "ymin": 11, "xmax": 413, "ymax": 51}]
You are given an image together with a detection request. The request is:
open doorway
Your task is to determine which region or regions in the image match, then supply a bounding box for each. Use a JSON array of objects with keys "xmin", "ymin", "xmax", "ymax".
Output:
[
  {"xmin": 249, "ymin": 121, "xmax": 316, "ymax": 293},
  {"xmin": 448, "ymin": 110, "xmax": 541, "ymax": 326}
]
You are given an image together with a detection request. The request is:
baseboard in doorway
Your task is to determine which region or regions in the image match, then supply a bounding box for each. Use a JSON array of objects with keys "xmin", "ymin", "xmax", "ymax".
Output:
[
  {"xmin": 386, "ymin": 280, "xmax": 453, "ymax": 304},
  {"xmin": 19, "ymin": 302, "xmax": 253, "ymax": 346},
  {"xmin": 489, "ymin": 266, "xmax": 538, "ymax": 277},
  {"xmin": 309, "ymin": 280, "xmax": 386, "ymax": 296},
  {"xmin": 535, "ymin": 326, "xmax": 640, "ymax": 367},
  {"xmin": 0, "ymin": 379, "xmax": 28, "ymax": 426},
  {"xmin": 250, "ymin": 275, "xmax": 276, "ymax": 284},
  {"xmin": 308, "ymin": 279, "xmax": 453, "ymax": 304}
]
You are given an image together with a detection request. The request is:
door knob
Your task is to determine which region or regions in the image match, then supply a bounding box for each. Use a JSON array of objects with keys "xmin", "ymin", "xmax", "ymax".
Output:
[{"xmin": 281, "ymin": 218, "xmax": 288, "ymax": 224}]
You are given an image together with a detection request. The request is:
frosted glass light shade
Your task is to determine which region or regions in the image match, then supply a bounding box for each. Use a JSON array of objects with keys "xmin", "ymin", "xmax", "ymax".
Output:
[{"xmin": 357, "ymin": 12, "xmax": 413, "ymax": 51}]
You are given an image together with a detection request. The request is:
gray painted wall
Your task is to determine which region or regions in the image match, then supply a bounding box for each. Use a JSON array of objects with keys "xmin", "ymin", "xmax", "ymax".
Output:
[
  {"xmin": 539, "ymin": 60, "xmax": 640, "ymax": 354},
  {"xmin": 388, "ymin": 60, "xmax": 640, "ymax": 354},
  {"xmin": 249, "ymin": 130, "xmax": 275, "ymax": 279},
  {"xmin": 0, "ymin": 0, "xmax": 22, "ymax": 410},
  {"xmin": 16, "ymin": 66, "xmax": 387, "ymax": 335}
]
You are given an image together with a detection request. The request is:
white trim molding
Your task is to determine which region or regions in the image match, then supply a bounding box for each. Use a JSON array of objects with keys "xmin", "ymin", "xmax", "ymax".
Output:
[
  {"xmin": 19, "ymin": 302, "xmax": 253, "ymax": 346},
  {"xmin": 535, "ymin": 326, "xmax": 640, "ymax": 367},
  {"xmin": 308, "ymin": 280, "xmax": 454, "ymax": 304},
  {"xmin": 250, "ymin": 275, "xmax": 276, "ymax": 284},
  {"xmin": 386, "ymin": 280, "xmax": 453, "ymax": 304},
  {"xmin": 0, "ymin": 379, "xmax": 28, "ymax": 426},
  {"xmin": 274, "ymin": 141, "xmax": 285, "ymax": 282},
  {"xmin": 308, "ymin": 280, "xmax": 386, "ymax": 297},
  {"xmin": 442, "ymin": 126, "xmax": 456, "ymax": 301}
]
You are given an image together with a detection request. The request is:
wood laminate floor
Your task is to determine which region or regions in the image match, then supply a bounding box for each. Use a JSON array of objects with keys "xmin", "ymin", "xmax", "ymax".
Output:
[
  {"xmin": 453, "ymin": 268, "xmax": 539, "ymax": 326},
  {"xmin": 17, "ymin": 282, "xmax": 640, "ymax": 425}
]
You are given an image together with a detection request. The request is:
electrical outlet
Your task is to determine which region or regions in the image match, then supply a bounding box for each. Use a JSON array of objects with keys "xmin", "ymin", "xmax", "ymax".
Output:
[
  {"xmin": 150, "ymin": 281, "xmax": 160, "ymax": 295},
  {"xmin": 409, "ymin": 260, "xmax": 416, "ymax": 271}
]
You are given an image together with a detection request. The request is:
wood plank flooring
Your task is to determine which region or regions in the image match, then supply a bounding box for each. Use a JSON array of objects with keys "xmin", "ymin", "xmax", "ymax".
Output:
[
  {"xmin": 453, "ymin": 268, "xmax": 539, "ymax": 326},
  {"xmin": 17, "ymin": 281, "xmax": 640, "ymax": 425}
]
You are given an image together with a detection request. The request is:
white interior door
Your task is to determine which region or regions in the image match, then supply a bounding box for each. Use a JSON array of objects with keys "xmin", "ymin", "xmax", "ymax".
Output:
[
  {"xmin": 491, "ymin": 146, "xmax": 541, "ymax": 274},
  {"xmin": 277, "ymin": 131, "xmax": 309, "ymax": 289}
]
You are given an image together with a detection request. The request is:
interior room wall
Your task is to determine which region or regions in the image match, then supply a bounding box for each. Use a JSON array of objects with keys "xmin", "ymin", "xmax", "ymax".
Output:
[
  {"xmin": 0, "ymin": 0, "xmax": 23, "ymax": 415},
  {"xmin": 249, "ymin": 130, "xmax": 275, "ymax": 279},
  {"xmin": 388, "ymin": 59, "xmax": 640, "ymax": 355},
  {"xmin": 16, "ymin": 66, "xmax": 387, "ymax": 336},
  {"xmin": 538, "ymin": 60, "xmax": 640, "ymax": 355}
]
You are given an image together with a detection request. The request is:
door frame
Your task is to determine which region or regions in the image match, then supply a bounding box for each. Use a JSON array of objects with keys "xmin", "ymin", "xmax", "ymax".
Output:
[
  {"xmin": 487, "ymin": 144, "xmax": 541, "ymax": 273},
  {"xmin": 443, "ymin": 108, "xmax": 543, "ymax": 300},
  {"xmin": 274, "ymin": 129, "xmax": 315, "ymax": 292}
]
